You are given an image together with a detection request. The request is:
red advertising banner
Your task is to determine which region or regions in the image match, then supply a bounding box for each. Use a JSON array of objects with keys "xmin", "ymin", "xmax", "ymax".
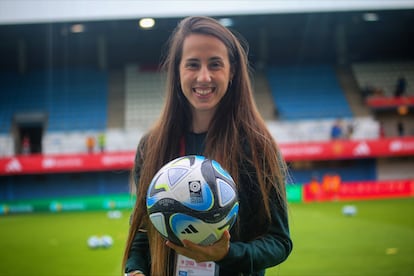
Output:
[
  {"xmin": 0, "ymin": 152, "xmax": 135, "ymax": 176},
  {"xmin": 303, "ymin": 179, "xmax": 414, "ymax": 202},
  {"xmin": 0, "ymin": 137, "xmax": 413, "ymax": 176},
  {"xmin": 366, "ymin": 96, "xmax": 414, "ymax": 108},
  {"xmin": 279, "ymin": 136, "xmax": 414, "ymax": 161}
]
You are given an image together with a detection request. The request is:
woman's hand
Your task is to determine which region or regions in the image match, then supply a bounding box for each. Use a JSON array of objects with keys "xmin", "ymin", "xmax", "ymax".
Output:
[
  {"xmin": 125, "ymin": 271, "xmax": 145, "ymax": 276},
  {"xmin": 166, "ymin": 230, "xmax": 231, "ymax": 263}
]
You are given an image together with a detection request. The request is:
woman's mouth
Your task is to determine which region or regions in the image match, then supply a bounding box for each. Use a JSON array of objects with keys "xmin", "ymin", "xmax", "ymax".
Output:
[{"xmin": 193, "ymin": 87, "xmax": 214, "ymax": 96}]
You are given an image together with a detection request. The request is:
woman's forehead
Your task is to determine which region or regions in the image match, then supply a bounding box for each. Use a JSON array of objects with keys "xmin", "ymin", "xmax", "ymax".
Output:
[{"xmin": 181, "ymin": 34, "xmax": 229, "ymax": 59}]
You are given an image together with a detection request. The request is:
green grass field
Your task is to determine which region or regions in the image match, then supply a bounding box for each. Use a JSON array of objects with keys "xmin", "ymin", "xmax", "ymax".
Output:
[
  {"xmin": 0, "ymin": 198, "xmax": 413, "ymax": 276},
  {"xmin": 270, "ymin": 198, "xmax": 414, "ymax": 276}
]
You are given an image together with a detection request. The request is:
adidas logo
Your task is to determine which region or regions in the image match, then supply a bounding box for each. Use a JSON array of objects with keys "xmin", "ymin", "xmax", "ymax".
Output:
[
  {"xmin": 353, "ymin": 142, "xmax": 370, "ymax": 156},
  {"xmin": 5, "ymin": 158, "xmax": 22, "ymax": 172},
  {"xmin": 389, "ymin": 140, "xmax": 403, "ymax": 152},
  {"xmin": 181, "ymin": 224, "xmax": 199, "ymax": 234}
]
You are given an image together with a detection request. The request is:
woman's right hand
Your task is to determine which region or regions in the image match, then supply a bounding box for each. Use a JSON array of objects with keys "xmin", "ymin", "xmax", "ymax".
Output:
[
  {"xmin": 125, "ymin": 270, "xmax": 145, "ymax": 276},
  {"xmin": 166, "ymin": 230, "xmax": 231, "ymax": 263}
]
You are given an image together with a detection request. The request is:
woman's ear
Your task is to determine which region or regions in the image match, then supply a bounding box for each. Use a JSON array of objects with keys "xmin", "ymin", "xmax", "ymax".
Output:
[{"xmin": 229, "ymin": 70, "xmax": 235, "ymax": 85}]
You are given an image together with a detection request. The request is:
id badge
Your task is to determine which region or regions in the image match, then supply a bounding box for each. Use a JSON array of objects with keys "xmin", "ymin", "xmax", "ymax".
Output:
[{"xmin": 175, "ymin": 254, "xmax": 217, "ymax": 276}]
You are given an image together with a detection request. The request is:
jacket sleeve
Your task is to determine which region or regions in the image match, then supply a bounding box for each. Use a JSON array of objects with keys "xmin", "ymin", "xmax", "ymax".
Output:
[
  {"xmin": 125, "ymin": 231, "xmax": 151, "ymax": 274},
  {"xmin": 216, "ymin": 193, "xmax": 292, "ymax": 273},
  {"xmin": 125, "ymin": 136, "xmax": 151, "ymax": 274},
  {"xmin": 216, "ymin": 144, "xmax": 293, "ymax": 274}
]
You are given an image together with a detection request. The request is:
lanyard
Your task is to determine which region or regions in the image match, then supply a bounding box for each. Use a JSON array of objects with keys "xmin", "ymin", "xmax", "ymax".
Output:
[{"xmin": 179, "ymin": 136, "xmax": 186, "ymax": 156}]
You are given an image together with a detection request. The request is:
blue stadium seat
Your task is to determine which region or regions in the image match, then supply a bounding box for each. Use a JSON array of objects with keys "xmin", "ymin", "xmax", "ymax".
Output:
[
  {"xmin": 267, "ymin": 65, "xmax": 353, "ymax": 120},
  {"xmin": 0, "ymin": 69, "xmax": 108, "ymax": 133}
]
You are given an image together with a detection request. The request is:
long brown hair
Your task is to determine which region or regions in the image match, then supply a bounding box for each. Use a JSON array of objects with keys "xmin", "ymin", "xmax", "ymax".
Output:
[{"xmin": 122, "ymin": 16, "xmax": 287, "ymax": 276}]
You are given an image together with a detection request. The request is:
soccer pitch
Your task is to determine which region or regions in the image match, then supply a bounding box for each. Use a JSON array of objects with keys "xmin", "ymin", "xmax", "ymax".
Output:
[
  {"xmin": 270, "ymin": 198, "xmax": 414, "ymax": 276},
  {"xmin": 0, "ymin": 198, "xmax": 413, "ymax": 276}
]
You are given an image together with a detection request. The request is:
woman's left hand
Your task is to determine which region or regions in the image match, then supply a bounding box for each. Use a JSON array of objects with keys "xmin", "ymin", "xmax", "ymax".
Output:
[{"xmin": 166, "ymin": 230, "xmax": 230, "ymax": 263}]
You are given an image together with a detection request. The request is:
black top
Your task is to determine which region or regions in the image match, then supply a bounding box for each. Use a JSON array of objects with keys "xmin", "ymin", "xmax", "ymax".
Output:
[
  {"xmin": 126, "ymin": 132, "xmax": 292, "ymax": 276},
  {"xmin": 185, "ymin": 132, "xmax": 206, "ymax": 156}
]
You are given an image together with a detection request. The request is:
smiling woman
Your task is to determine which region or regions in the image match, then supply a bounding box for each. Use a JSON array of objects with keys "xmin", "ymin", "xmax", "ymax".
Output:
[
  {"xmin": 179, "ymin": 34, "xmax": 233, "ymax": 133},
  {"xmin": 123, "ymin": 16, "xmax": 292, "ymax": 276}
]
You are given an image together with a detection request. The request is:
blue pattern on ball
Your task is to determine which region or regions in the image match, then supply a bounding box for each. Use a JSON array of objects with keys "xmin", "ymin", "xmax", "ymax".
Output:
[
  {"xmin": 146, "ymin": 155, "xmax": 238, "ymax": 245},
  {"xmin": 211, "ymin": 159, "xmax": 232, "ymax": 180}
]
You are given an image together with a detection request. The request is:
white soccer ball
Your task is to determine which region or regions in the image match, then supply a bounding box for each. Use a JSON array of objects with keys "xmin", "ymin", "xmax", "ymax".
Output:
[
  {"xmin": 147, "ymin": 155, "xmax": 239, "ymax": 246},
  {"xmin": 342, "ymin": 205, "xmax": 357, "ymax": 216},
  {"xmin": 101, "ymin": 235, "xmax": 113, "ymax": 248},
  {"xmin": 107, "ymin": 210, "xmax": 122, "ymax": 219},
  {"xmin": 87, "ymin": 235, "xmax": 102, "ymax": 249}
]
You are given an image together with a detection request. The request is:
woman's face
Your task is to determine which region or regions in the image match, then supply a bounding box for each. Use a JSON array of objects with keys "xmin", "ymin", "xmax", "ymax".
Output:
[{"xmin": 179, "ymin": 34, "xmax": 232, "ymax": 117}]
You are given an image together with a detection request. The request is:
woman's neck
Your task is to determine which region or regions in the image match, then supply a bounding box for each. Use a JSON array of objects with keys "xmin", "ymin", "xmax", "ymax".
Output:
[{"xmin": 191, "ymin": 110, "xmax": 214, "ymax": 134}]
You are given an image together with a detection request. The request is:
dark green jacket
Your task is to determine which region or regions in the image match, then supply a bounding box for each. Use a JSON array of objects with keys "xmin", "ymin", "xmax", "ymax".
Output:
[{"xmin": 125, "ymin": 132, "xmax": 292, "ymax": 275}]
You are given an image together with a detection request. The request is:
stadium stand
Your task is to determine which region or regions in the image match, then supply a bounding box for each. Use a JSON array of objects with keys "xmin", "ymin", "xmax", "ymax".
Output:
[
  {"xmin": 105, "ymin": 128, "xmax": 143, "ymax": 152},
  {"xmin": 352, "ymin": 61, "xmax": 414, "ymax": 97},
  {"xmin": 267, "ymin": 65, "xmax": 353, "ymax": 120},
  {"xmin": 252, "ymin": 73, "xmax": 277, "ymax": 120},
  {"xmin": 0, "ymin": 135, "xmax": 13, "ymax": 156},
  {"xmin": 0, "ymin": 172, "xmax": 129, "ymax": 201},
  {"xmin": 107, "ymin": 70, "xmax": 125, "ymax": 128},
  {"xmin": 42, "ymin": 130, "xmax": 98, "ymax": 154},
  {"xmin": 267, "ymin": 117, "xmax": 379, "ymax": 143},
  {"xmin": 0, "ymin": 65, "xmax": 386, "ymax": 157},
  {"xmin": 42, "ymin": 129, "xmax": 143, "ymax": 154},
  {"xmin": 124, "ymin": 65, "xmax": 165, "ymax": 130},
  {"xmin": 289, "ymin": 159, "xmax": 376, "ymax": 183},
  {"xmin": 0, "ymin": 69, "xmax": 108, "ymax": 133}
]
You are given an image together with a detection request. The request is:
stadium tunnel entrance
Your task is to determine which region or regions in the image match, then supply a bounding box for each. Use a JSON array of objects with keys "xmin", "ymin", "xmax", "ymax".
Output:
[{"xmin": 13, "ymin": 112, "xmax": 46, "ymax": 155}]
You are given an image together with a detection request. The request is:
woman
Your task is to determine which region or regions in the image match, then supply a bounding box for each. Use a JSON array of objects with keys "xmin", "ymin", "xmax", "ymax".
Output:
[{"xmin": 123, "ymin": 16, "xmax": 292, "ymax": 276}]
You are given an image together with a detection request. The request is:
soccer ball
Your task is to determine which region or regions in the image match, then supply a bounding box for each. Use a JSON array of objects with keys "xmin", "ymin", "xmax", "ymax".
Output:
[
  {"xmin": 342, "ymin": 205, "xmax": 357, "ymax": 216},
  {"xmin": 87, "ymin": 235, "xmax": 101, "ymax": 249},
  {"xmin": 101, "ymin": 235, "xmax": 114, "ymax": 248},
  {"xmin": 146, "ymin": 155, "xmax": 239, "ymax": 246}
]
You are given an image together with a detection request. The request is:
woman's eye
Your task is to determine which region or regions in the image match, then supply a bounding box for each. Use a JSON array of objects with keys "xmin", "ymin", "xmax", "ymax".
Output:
[
  {"xmin": 210, "ymin": 62, "xmax": 223, "ymax": 69},
  {"xmin": 186, "ymin": 62, "xmax": 199, "ymax": 69}
]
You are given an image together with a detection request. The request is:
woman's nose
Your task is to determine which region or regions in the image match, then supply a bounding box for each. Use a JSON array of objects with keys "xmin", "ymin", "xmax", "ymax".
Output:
[{"xmin": 197, "ymin": 66, "xmax": 211, "ymax": 82}]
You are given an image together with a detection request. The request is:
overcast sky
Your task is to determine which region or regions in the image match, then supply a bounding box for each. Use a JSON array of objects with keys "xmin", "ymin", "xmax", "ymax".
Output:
[{"xmin": 1, "ymin": 0, "xmax": 413, "ymax": 25}]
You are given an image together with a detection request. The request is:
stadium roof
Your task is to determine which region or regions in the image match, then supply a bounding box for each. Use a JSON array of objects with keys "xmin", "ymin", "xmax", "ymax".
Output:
[
  {"xmin": 1, "ymin": 0, "xmax": 413, "ymax": 25},
  {"xmin": 0, "ymin": 1, "xmax": 413, "ymax": 70}
]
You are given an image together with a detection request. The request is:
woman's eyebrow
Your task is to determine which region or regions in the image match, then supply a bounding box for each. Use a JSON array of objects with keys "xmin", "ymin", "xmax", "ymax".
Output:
[
  {"xmin": 183, "ymin": 57, "xmax": 199, "ymax": 62},
  {"xmin": 209, "ymin": 56, "xmax": 223, "ymax": 62}
]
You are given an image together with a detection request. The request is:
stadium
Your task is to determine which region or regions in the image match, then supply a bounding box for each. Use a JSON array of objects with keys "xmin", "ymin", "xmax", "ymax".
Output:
[{"xmin": 0, "ymin": 1, "xmax": 413, "ymax": 275}]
